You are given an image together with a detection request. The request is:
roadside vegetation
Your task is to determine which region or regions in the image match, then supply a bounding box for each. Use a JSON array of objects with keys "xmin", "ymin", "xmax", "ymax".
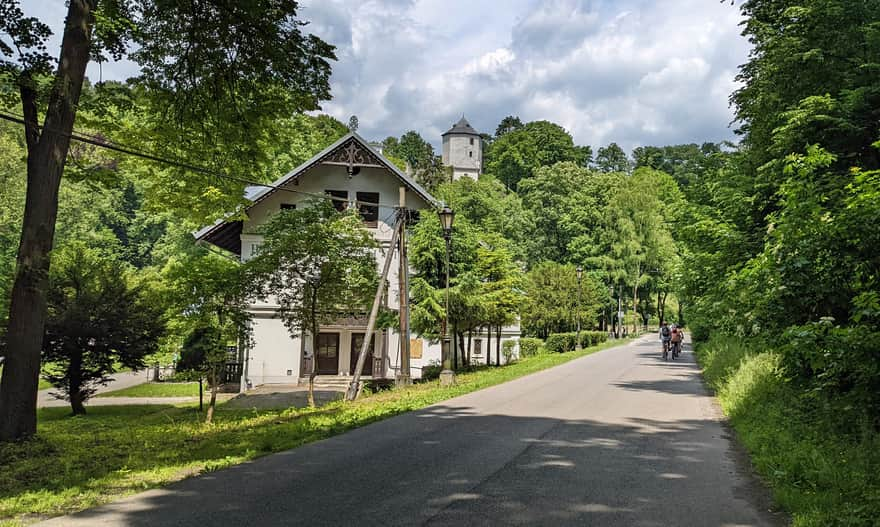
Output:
[
  {"xmin": 0, "ymin": 337, "xmax": 627, "ymax": 524},
  {"xmin": 697, "ymin": 337, "xmax": 880, "ymax": 526}
]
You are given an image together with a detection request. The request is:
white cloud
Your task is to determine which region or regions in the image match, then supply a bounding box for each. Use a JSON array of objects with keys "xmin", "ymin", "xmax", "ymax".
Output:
[{"xmin": 25, "ymin": 0, "xmax": 751, "ymax": 153}]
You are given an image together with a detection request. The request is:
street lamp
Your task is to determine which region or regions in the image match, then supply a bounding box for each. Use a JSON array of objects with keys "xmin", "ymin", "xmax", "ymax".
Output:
[
  {"xmin": 438, "ymin": 205, "xmax": 456, "ymax": 386},
  {"xmin": 575, "ymin": 266, "xmax": 583, "ymax": 350}
]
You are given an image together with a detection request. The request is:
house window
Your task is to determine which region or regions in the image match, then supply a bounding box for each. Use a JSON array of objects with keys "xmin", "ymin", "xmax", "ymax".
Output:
[
  {"xmin": 281, "ymin": 203, "xmax": 296, "ymax": 210},
  {"xmin": 250, "ymin": 243, "xmax": 262, "ymax": 258},
  {"xmin": 356, "ymin": 192, "xmax": 380, "ymax": 228},
  {"xmin": 474, "ymin": 339, "xmax": 482, "ymax": 355},
  {"xmin": 469, "ymin": 137, "xmax": 474, "ymax": 145},
  {"xmin": 326, "ymin": 190, "xmax": 348, "ymax": 212}
]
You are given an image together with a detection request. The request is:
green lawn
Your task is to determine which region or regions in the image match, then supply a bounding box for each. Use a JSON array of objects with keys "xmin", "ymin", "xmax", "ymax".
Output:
[
  {"xmin": 0, "ymin": 338, "xmax": 627, "ymax": 525},
  {"xmin": 96, "ymin": 382, "xmax": 201, "ymax": 398},
  {"xmin": 696, "ymin": 337, "xmax": 880, "ymax": 527}
]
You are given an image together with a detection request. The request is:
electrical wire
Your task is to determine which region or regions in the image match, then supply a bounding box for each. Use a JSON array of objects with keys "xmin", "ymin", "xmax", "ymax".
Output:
[{"xmin": 0, "ymin": 110, "xmax": 423, "ymax": 211}]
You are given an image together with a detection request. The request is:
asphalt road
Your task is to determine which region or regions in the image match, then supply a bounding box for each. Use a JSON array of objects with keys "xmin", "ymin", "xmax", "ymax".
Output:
[
  {"xmin": 41, "ymin": 335, "xmax": 781, "ymax": 527},
  {"xmin": 37, "ymin": 370, "xmax": 151, "ymax": 407}
]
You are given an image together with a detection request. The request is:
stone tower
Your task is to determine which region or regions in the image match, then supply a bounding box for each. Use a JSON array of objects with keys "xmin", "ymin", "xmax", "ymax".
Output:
[{"xmin": 441, "ymin": 116, "xmax": 482, "ymax": 180}]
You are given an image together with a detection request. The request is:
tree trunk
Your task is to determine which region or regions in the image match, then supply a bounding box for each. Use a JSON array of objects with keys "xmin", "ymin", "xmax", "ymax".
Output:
[
  {"xmin": 452, "ymin": 323, "xmax": 458, "ymax": 369},
  {"xmin": 486, "ymin": 327, "xmax": 491, "ymax": 366},
  {"xmin": 68, "ymin": 349, "xmax": 86, "ymax": 415},
  {"xmin": 632, "ymin": 281, "xmax": 639, "ymax": 335},
  {"xmin": 495, "ymin": 325, "xmax": 501, "ymax": 365},
  {"xmin": 458, "ymin": 332, "xmax": 466, "ymax": 369},
  {"xmin": 0, "ymin": 0, "xmax": 96, "ymax": 442},
  {"xmin": 466, "ymin": 330, "xmax": 472, "ymax": 367}
]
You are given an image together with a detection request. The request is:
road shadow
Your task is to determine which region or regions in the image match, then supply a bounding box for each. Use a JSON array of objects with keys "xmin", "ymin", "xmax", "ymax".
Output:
[{"xmin": 45, "ymin": 404, "xmax": 784, "ymax": 527}]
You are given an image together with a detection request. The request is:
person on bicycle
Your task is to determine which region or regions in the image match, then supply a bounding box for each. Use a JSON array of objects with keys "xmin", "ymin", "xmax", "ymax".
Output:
[
  {"xmin": 659, "ymin": 321, "xmax": 671, "ymax": 357},
  {"xmin": 670, "ymin": 324, "xmax": 683, "ymax": 358}
]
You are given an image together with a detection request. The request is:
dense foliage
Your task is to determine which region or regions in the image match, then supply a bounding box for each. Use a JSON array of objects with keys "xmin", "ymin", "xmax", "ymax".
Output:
[{"xmin": 42, "ymin": 244, "xmax": 165, "ymax": 415}]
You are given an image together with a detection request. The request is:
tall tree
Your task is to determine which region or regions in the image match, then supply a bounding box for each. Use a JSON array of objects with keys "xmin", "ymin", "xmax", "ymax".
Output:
[
  {"xmin": 42, "ymin": 244, "xmax": 165, "ymax": 415},
  {"xmin": 0, "ymin": 0, "xmax": 335, "ymax": 441},
  {"xmin": 594, "ymin": 142, "xmax": 630, "ymax": 173},
  {"xmin": 484, "ymin": 120, "xmax": 589, "ymax": 191},
  {"xmin": 494, "ymin": 115, "xmax": 523, "ymax": 138}
]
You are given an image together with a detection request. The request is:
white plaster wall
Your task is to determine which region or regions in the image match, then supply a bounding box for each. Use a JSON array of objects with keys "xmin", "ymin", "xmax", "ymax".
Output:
[
  {"xmin": 442, "ymin": 134, "xmax": 481, "ymax": 180},
  {"xmin": 248, "ymin": 316, "xmax": 301, "ymax": 385}
]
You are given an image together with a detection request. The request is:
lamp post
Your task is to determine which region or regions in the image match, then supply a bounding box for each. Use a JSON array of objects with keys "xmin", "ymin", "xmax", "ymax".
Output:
[
  {"xmin": 438, "ymin": 205, "xmax": 456, "ymax": 386},
  {"xmin": 575, "ymin": 266, "xmax": 583, "ymax": 350}
]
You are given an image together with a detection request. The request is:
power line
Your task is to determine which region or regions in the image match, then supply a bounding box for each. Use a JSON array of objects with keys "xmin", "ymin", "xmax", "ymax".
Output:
[{"xmin": 0, "ymin": 110, "xmax": 414, "ymax": 211}]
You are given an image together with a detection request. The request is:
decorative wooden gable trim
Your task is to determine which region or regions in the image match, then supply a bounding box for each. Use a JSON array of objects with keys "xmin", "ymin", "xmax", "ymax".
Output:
[{"xmin": 321, "ymin": 137, "xmax": 385, "ymax": 174}]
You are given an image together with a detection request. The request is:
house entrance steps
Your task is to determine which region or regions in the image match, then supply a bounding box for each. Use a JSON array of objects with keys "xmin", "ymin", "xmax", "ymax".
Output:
[{"xmin": 299, "ymin": 375, "xmax": 374, "ymax": 389}]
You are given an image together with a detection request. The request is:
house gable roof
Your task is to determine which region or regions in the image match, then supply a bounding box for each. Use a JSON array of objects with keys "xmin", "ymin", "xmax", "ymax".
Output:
[{"xmin": 194, "ymin": 132, "xmax": 439, "ymax": 254}]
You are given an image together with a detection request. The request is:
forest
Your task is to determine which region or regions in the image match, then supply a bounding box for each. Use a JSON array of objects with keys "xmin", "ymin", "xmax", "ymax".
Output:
[{"xmin": 1, "ymin": 1, "xmax": 879, "ymax": 524}]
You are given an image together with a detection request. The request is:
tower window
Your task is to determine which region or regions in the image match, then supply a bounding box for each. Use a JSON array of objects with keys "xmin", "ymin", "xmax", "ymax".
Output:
[
  {"xmin": 469, "ymin": 151, "xmax": 473, "ymax": 158},
  {"xmin": 469, "ymin": 137, "xmax": 474, "ymax": 145}
]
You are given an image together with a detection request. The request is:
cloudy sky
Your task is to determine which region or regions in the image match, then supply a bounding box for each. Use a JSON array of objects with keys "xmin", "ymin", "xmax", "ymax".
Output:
[{"xmin": 26, "ymin": 0, "xmax": 751, "ymax": 153}]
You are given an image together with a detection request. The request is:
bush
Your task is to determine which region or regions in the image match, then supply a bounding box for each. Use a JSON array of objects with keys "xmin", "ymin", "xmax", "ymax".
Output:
[
  {"xmin": 696, "ymin": 335, "xmax": 880, "ymax": 526},
  {"xmin": 545, "ymin": 331, "xmax": 608, "ymax": 353},
  {"xmin": 519, "ymin": 338, "xmax": 543, "ymax": 357},
  {"xmin": 420, "ymin": 360, "xmax": 442, "ymax": 381},
  {"xmin": 502, "ymin": 340, "xmax": 517, "ymax": 363},
  {"xmin": 545, "ymin": 333, "xmax": 576, "ymax": 353}
]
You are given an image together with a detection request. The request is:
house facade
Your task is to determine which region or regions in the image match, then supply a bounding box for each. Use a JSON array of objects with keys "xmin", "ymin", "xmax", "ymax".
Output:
[{"xmin": 196, "ymin": 131, "xmax": 520, "ymax": 389}]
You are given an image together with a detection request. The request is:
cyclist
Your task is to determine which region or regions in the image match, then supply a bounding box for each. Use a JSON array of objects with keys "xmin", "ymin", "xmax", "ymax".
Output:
[
  {"xmin": 659, "ymin": 321, "xmax": 671, "ymax": 359},
  {"xmin": 670, "ymin": 324, "xmax": 683, "ymax": 359}
]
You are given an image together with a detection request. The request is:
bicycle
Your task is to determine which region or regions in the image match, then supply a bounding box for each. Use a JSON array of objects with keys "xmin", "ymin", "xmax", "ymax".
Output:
[{"xmin": 661, "ymin": 339, "xmax": 670, "ymax": 360}]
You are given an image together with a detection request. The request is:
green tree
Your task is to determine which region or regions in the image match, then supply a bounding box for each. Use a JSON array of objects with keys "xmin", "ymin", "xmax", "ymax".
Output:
[
  {"xmin": 494, "ymin": 115, "xmax": 523, "ymax": 137},
  {"xmin": 485, "ymin": 120, "xmax": 589, "ymax": 191},
  {"xmin": 518, "ymin": 161, "xmax": 598, "ymax": 265},
  {"xmin": 246, "ymin": 201, "xmax": 378, "ymax": 406},
  {"xmin": 176, "ymin": 326, "xmax": 227, "ymax": 424},
  {"xmin": 0, "ymin": 0, "xmax": 335, "ymax": 441},
  {"xmin": 41, "ymin": 244, "xmax": 165, "ymax": 415},
  {"xmin": 594, "ymin": 142, "xmax": 630, "ymax": 173},
  {"xmin": 598, "ymin": 168, "xmax": 677, "ymax": 333},
  {"xmin": 521, "ymin": 261, "xmax": 603, "ymax": 339},
  {"xmin": 162, "ymin": 247, "xmax": 251, "ymax": 422}
]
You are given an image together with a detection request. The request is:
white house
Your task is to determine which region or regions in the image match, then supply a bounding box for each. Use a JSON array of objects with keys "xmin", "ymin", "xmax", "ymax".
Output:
[{"xmin": 196, "ymin": 129, "xmax": 519, "ymax": 389}]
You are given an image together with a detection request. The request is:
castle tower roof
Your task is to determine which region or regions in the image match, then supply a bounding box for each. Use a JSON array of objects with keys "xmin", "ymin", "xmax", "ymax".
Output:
[{"xmin": 442, "ymin": 116, "xmax": 481, "ymax": 137}]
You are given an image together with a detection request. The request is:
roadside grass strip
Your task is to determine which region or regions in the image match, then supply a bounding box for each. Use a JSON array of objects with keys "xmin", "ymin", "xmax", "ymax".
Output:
[
  {"xmin": 696, "ymin": 337, "xmax": 880, "ymax": 527},
  {"xmin": 0, "ymin": 338, "xmax": 628, "ymax": 525},
  {"xmin": 95, "ymin": 382, "xmax": 201, "ymax": 398}
]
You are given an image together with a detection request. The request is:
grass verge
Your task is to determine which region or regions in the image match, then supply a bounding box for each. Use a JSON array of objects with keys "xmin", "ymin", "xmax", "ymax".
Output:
[
  {"xmin": 96, "ymin": 382, "xmax": 200, "ymax": 398},
  {"xmin": 0, "ymin": 337, "xmax": 629, "ymax": 525},
  {"xmin": 696, "ymin": 337, "xmax": 880, "ymax": 527}
]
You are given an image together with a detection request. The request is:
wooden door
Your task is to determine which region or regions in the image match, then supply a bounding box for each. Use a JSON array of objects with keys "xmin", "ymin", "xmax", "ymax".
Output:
[
  {"xmin": 316, "ymin": 333, "xmax": 340, "ymax": 374},
  {"xmin": 350, "ymin": 333, "xmax": 374, "ymax": 376}
]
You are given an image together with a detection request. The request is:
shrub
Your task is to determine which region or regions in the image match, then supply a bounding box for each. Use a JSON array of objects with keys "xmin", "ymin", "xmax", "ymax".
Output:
[
  {"xmin": 420, "ymin": 360, "xmax": 442, "ymax": 381},
  {"xmin": 519, "ymin": 338, "xmax": 543, "ymax": 357},
  {"xmin": 502, "ymin": 340, "xmax": 517, "ymax": 363},
  {"xmin": 545, "ymin": 331, "xmax": 608, "ymax": 353}
]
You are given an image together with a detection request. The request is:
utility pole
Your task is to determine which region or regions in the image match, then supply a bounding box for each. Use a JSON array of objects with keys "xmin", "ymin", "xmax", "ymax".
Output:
[
  {"xmin": 397, "ymin": 187, "xmax": 412, "ymax": 386},
  {"xmin": 346, "ymin": 218, "xmax": 402, "ymax": 401}
]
